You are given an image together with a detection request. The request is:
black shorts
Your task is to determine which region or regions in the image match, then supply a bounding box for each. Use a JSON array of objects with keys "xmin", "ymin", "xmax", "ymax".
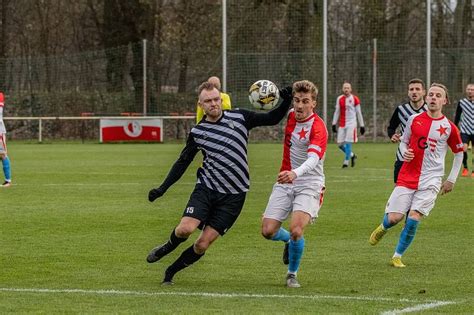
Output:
[
  {"xmin": 460, "ymin": 133, "xmax": 474, "ymax": 145},
  {"xmin": 183, "ymin": 184, "xmax": 247, "ymax": 235},
  {"xmin": 393, "ymin": 160, "xmax": 404, "ymax": 183}
]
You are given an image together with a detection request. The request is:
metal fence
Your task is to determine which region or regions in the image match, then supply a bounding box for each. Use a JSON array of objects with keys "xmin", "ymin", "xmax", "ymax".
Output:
[{"xmin": 1, "ymin": 0, "xmax": 473, "ymax": 141}]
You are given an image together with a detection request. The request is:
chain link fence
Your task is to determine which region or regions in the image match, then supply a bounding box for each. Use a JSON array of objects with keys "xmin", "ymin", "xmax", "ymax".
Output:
[{"xmin": 1, "ymin": 0, "xmax": 473, "ymax": 141}]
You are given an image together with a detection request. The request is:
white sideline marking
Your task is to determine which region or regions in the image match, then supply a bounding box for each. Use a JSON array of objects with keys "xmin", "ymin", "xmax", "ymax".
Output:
[
  {"xmin": 12, "ymin": 177, "xmax": 388, "ymax": 187},
  {"xmin": 0, "ymin": 287, "xmax": 454, "ymax": 306},
  {"xmin": 381, "ymin": 301, "xmax": 455, "ymax": 314}
]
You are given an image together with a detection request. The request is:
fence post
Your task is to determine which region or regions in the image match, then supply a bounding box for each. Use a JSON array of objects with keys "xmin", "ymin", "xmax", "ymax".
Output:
[
  {"xmin": 143, "ymin": 39, "xmax": 147, "ymax": 116},
  {"xmin": 372, "ymin": 38, "xmax": 377, "ymax": 142},
  {"xmin": 222, "ymin": 0, "xmax": 227, "ymax": 92},
  {"xmin": 38, "ymin": 118, "xmax": 42, "ymax": 143}
]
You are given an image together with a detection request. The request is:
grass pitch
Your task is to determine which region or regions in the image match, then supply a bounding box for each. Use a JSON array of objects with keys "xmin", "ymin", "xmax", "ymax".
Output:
[{"xmin": 1, "ymin": 142, "xmax": 473, "ymax": 314}]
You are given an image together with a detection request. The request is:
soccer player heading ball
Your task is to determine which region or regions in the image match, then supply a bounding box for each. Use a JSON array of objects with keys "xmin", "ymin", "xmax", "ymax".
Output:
[{"xmin": 369, "ymin": 83, "xmax": 464, "ymax": 268}]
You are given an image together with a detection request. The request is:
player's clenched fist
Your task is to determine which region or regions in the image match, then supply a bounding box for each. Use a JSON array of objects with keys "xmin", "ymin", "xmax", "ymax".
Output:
[{"xmin": 148, "ymin": 187, "xmax": 165, "ymax": 202}]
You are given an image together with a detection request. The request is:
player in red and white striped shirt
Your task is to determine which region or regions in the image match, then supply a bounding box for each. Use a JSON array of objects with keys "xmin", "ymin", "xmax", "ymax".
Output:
[
  {"xmin": 261, "ymin": 80, "xmax": 328, "ymax": 288},
  {"xmin": 369, "ymin": 83, "xmax": 464, "ymax": 268},
  {"xmin": 331, "ymin": 82, "xmax": 365, "ymax": 168}
]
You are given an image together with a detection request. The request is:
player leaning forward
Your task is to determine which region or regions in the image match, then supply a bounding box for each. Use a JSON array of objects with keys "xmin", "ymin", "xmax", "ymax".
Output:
[
  {"xmin": 261, "ymin": 80, "xmax": 327, "ymax": 288},
  {"xmin": 146, "ymin": 81, "xmax": 293, "ymax": 284},
  {"xmin": 369, "ymin": 83, "xmax": 464, "ymax": 268}
]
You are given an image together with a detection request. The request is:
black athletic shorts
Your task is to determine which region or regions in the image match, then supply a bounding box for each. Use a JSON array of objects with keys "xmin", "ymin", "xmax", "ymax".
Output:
[
  {"xmin": 182, "ymin": 184, "xmax": 247, "ymax": 235},
  {"xmin": 460, "ymin": 133, "xmax": 474, "ymax": 145},
  {"xmin": 393, "ymin": 160, "xmax": 404, "ymax": 183}
]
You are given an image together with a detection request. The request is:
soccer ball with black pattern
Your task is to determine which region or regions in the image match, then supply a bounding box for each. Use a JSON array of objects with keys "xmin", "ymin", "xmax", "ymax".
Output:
[{"xmin": 248, "ymin": 80, "xmax": 280, "ymax": 110}]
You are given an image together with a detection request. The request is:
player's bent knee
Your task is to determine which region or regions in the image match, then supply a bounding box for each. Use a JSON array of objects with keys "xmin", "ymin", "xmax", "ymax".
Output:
[
  {"xmin": 175, "ymin": 225, "xmax": 196, "ymax": 238},
  {"xmin": 193, "ymin": 239, "xmax": 210, "ymax": 253},
  {"xmin": 261, "ymin": 226, "xmax": 277, "ymax": 239},
  {"xmin": 290, "ymin": 227, "xmax": 304, "ymax": 240}
]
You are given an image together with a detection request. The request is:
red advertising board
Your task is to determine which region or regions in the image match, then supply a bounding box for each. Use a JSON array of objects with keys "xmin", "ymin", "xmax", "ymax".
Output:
[{"xmin": 100, "ymin": 118, "xmax": 163, "ymax": 142}]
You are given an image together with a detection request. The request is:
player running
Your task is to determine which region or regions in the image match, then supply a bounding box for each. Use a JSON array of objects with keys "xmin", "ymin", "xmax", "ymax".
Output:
[
  {"xmin": 0, "ymin": 92, "xmax": 12, "ymax": 187},
  {"xmin": 369, "ymin": 83, "xmax": 464, "ymax": 268},
  {"xmin": 331, "ymin": 82, "xmax": 365, "ymax": 168},
  {"xmin": 146, "ymin": 81, "xmax": 293, "ymax": 285},
  {"xmin": 387, "ymin": 78, "xmax": 427, "ymax": 183},
  {"xmin": 261, "ymin": 80, "xmax": 327, "ymax": 288}
]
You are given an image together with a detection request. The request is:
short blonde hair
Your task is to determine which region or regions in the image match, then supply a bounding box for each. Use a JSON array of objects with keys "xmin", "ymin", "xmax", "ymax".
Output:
[
  {"xmin": 430, "ymin": 82, "xmax": 450, "ymax": 104},
  {"xmin": 292, "ymin": 80, "xmax": 318, "ymax": 101},
  {"xmin": 198, "ymin": 81, "xmax": 218, "ymax": 96}
]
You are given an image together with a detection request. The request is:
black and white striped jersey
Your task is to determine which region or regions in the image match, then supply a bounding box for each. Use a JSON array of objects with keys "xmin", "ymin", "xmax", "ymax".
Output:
[
  {"xmin": 387, "ymin": 101, "xmax": 427, "ymax": 161},
  {"xmin": 454, "ymin": 98, "xmax": 474, "ymax": 135},
  {"xmin": 156, "ymin": 91, "xmax": 292, "ymax": 195}
]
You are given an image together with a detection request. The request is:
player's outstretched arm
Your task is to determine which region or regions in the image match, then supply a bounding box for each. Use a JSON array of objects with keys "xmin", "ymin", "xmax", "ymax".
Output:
[
  {"xmin": 148, "ymin": 136, "xmax": 199, "ymax": 202},
  {"xmin": 244, "ymin": 87, "xmax": 293, "ymax": 129}
]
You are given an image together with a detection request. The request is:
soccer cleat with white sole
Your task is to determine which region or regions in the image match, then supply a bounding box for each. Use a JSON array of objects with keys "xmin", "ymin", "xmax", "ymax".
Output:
[
  {"xmin": 1, "ymin": 181, "xmax": 11, "ymax": 187},
  {"xmin": 369, "ymin": 224, "xmax": 387, "ymax": 245}
]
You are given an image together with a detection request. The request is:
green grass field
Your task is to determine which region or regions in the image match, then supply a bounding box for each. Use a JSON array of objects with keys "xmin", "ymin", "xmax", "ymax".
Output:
[{"xmin": 1, "ymin": 142, "xmax": 473, "ymax": 314}]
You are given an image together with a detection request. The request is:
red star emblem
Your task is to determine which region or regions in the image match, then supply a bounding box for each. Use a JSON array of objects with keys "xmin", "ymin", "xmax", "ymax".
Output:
[
  {"xmin": 437, "ymin": 125, "xmax": 447, "ymax": 136},
  {"xmin": 298, "ymin": 128, "xmax": 308, "ymax": 140}
]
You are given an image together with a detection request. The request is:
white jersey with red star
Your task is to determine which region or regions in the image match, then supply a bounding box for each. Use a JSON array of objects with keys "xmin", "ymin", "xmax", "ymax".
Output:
[
  {"xmin": 280, "ymin": 110, "xmax": 328, "ymax": 185},
  {"xmin": 397, "ymin": 112, "xmax": 463, "ymax": 190},
  {"xmin": 332, "ymin": 94, "xmax": 364, "ymax": 128},
  {"xmin": 0, "ymin": 92, "xmax": 5, "ymax": 134}
]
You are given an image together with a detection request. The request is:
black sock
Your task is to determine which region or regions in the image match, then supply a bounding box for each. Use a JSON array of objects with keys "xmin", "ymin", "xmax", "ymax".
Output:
[
  {"xmin": 164, "ymin": 245, "xmax": 204, "ymax": 281},
  {"xmin": 167, "ymin": 228, "xmax": 187, "ymax": 250},
  {"xmin": 463, "ymin": 152, "xmax": 468, "ymax": 169}
]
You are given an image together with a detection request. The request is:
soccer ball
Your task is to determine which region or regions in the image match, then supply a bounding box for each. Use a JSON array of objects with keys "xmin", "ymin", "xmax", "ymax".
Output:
[{"xmin": 248, "ymin": 80, "xmax": 280, "ymax": 110}]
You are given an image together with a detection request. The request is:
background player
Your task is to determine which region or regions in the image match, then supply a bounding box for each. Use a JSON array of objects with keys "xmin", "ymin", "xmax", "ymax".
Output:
[
  {"xmin": 331, "ymin": 82, "xmax": 365, "ymax": 168},
  {"xmin": 454, "ymin": 83, "xmax": 474, "ymax": 177},
  {"xmin": 261, "ymin": 80, "xmax": 327, "ymax": 288},
  {"xmin": 369, "ymin": 83, "xmax": 464, "ymax": 268},
  {"xmin": 147, "ymin": 81, "xmax": 293, "ymax": 285},
  {"xmin": 387, "ymin": 78, "xmax": 427, "ymax": 182},
  {"xmin": 0, "ymin": 92, "xmax": 12, "ymax": 187},
  {"xmin": 195, "ymin": 76, "xmax": 231, "ymax": 123}
]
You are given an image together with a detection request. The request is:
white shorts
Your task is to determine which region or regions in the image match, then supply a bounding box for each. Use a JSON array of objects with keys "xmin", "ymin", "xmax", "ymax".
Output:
[
  {"xmin": 0, "ymin": 134, "xmax": 6, "ymax": 154},
  {"xmin": 263, "ymin": 183, "xmax": 325, "ymax": 222},
  {"xmin": 337, "ymin": 125, "xmax": 358, "ymax": 144},
  {"xmin": 385, "ymin": 186, "xmax": 439, "ymax": 216}
]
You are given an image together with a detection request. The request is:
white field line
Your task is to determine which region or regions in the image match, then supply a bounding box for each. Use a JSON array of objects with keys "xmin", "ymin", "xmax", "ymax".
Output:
[
  {"xmin": 9, "ymin": 177, "xmax": 388, "ymax": 187},
  {"xmin": 0, "ymin": 287, "xmax": 455, "ymax": 307},
  {"xmin": 381, "ymin": 301, "xmax": 456, "ymax": 314}
]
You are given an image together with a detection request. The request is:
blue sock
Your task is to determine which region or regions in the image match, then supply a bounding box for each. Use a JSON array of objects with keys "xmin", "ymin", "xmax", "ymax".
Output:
[
  {"xmin": 2, "ymin": 156, "xmax": 11, "ymax": 181},
  {"xmin": 382, "ymin": 213, "xmax": 394, "ymax": 230},
  {"xmin": 271, "ymin": 227, "xmax": 290, "ymax": 243},
  {"xmin": 344, "ymin": 143, "xmax": 352, "ymax": 161},
  {"xmin": 395, "ymin": 217, "xmax": 419, "ymax": 256},
  {"xmin": 288, "ymin": 238, "xmax": 305, "ymax": 274},
  {"xmin": 338, "ymin": 144, "xmax": 346, "ymax": 154}
]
